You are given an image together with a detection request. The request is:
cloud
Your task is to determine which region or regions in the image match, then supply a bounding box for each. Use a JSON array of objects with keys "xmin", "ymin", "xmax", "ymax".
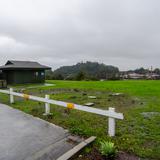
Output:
[{"xmin": 0, "ymin": 0, "xmax": 160, "ymax": 70}]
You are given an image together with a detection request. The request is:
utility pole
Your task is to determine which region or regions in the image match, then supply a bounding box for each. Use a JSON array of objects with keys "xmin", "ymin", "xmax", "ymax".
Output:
[{"xmin": 151, "ymin": 66, "xmax": 153, "ymax": 79}]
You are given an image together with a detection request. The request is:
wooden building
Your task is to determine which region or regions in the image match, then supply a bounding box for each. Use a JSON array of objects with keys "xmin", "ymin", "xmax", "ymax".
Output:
[{"xmin": 0, "ymin": 60, "xmax": 51, "ymax": 84}]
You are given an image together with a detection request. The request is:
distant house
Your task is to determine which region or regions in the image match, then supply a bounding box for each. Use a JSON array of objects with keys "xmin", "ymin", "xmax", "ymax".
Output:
[
  {"xmin": 120, "ymin": 72, "xmax": 145, "ymax": 80},
  {"xmin": 0, "ymin": 60, "xmax": 51, "ymax": 84},
  {"xmin": 146, "ymin": 73, "xmax": 160, "ymax": 80},
  {"xmin": 127, "ymin": 73, "xmax": 145, "ymax": 79}
]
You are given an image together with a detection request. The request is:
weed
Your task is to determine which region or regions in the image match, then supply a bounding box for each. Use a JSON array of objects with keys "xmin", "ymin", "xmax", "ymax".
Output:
[{"xmin": 99, "ymin": 141, "xmax": 117, "ymax": 159}]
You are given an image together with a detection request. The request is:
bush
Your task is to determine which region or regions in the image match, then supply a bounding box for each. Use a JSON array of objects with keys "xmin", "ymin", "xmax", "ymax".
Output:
[{"xmin": 99, "ymin": 141, "xmax": 117, "ymax": 159}]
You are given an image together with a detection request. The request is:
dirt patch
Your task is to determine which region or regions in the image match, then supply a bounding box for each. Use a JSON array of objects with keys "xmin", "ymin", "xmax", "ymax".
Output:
[
  {"xmin": 116, "ymin": 151, "xmax": 139, "ymax": 160},
  {"xmin": 74, "ymin": 148, "xmax": 139, "ymax": 160}
]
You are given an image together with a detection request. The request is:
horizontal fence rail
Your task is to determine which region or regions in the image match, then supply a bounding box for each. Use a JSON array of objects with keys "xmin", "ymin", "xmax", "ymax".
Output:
[{"xmin": 0, "ymin": 88, "xmax": 124, "ymax": 137}]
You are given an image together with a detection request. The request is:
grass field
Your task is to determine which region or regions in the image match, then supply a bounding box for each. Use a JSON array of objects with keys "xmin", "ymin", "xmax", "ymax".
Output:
[{"xmin": 0, "ymin": 80, "xmax": 160, "ymax": 159}]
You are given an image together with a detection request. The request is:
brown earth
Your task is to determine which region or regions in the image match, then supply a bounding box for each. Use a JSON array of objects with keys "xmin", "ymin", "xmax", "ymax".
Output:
[{"xmin": 73, "ymin": 148, "xmax": 139, "ymax": 160}]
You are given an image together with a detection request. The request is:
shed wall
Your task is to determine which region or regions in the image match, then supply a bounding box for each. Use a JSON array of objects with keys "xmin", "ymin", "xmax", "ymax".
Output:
[{"xmin": 3, "ymin": 70, "xmax": 45, "ymax": 84}]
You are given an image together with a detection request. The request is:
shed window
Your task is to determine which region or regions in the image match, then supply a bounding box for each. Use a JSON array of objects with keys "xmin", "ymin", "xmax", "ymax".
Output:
[
  {"xmin": 41, "ymin": 72, "xmax": 44, "ymax": 76},
  {"xmin": 35, "ymin": 72, "xmax": 38, "ymax": 76}
]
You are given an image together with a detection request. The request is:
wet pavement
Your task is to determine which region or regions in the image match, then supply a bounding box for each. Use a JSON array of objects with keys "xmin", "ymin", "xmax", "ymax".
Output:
[{"xmin": 0, "ymin": 103, "xmax": 82, "ymax": 160}]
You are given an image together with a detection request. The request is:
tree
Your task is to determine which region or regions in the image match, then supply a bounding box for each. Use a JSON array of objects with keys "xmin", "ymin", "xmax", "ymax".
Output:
[
  {"xmin": 154, "ymin": 68, "xmax": 160, "ymax": 74},
  {"xmin": 45, "ymin": 70, "xmax": 54, "ymax": 80},
  {"xmin": 134, "ymin": 67, "xmax": 147, "ymax": 74},
  {"xmin": 75, "ymin": 71, "xmax": 85, "ymax": 80},
  {"xmin": 55, "ymin": 74, "xmax": 64, "ymax": 80}
]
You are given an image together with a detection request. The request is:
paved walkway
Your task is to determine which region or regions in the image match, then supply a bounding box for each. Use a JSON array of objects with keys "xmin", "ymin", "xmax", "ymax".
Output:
[{"xmin": 0, "ymin": 104, "xmax": 83, "ymax": 160}]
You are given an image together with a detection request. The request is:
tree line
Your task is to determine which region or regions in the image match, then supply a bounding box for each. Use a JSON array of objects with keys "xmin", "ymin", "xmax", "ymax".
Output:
[{"xmin": 46, "ymin": 62, "xmax": 160, "ymax": 80}]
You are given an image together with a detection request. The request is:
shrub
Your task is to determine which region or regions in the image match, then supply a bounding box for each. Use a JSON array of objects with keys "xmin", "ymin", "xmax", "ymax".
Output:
[{"xmin": 99, "ymin": 141, "xmax": 117, "ymax": 159}]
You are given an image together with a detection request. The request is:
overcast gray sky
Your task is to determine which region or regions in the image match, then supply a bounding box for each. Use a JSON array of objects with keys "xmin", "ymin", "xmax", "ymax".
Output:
[{"xmin": 0, "ymin": 0, "xmax": 159, "ymax": 71}]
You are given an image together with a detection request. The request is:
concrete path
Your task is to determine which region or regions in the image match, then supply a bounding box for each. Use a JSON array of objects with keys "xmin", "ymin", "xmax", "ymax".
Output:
[{"xmin": 0, "ymin": 104, "xmax": 83, "ymax": 160}]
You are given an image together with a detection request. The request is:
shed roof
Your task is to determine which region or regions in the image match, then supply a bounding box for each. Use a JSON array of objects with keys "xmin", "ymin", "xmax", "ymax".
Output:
[{"xmin": 0, "ymin": 60, "xmax": 51, "ymax": 70}]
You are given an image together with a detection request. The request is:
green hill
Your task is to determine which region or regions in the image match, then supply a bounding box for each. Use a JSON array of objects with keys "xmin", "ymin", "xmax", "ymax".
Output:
[{"xmin": 49, "ymin": 61, "xmax": 119, "ymax": 80}]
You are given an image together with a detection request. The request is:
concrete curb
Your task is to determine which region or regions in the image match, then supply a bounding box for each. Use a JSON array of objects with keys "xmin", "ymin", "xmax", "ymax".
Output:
[{"xmin": 56, "ymin": 136, "xmax": 96, "ymax": 160}]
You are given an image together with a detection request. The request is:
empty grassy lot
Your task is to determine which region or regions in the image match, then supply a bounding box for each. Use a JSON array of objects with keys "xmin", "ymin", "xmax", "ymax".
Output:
[{"xmin": 0, "ymin": 80, "xmax": 160, "ymax": 159}]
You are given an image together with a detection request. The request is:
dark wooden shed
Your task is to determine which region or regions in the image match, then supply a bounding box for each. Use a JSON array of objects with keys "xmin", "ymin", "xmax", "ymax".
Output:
[{"xmin": 0, "ymin": 60, "xmax": 51, "ymax": 84}]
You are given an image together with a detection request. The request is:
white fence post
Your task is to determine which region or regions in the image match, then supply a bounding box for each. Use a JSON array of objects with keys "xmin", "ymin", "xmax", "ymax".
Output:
[
  {"xmin": 43, "ymin": 94, "xmax": 52, "ymax": 115},
  {"xmin": 9, "ymin": 88, "xmax": 14, "ymax": 104},
  {"xmin": 108, "ymin": 107, "xmax": 115, "ymax": 137}
]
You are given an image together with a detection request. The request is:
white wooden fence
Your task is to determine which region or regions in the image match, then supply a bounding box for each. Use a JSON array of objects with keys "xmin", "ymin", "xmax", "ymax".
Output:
[{"xmin": 0, "ymin": 88, "xmax": 124, "ymax": 137}]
